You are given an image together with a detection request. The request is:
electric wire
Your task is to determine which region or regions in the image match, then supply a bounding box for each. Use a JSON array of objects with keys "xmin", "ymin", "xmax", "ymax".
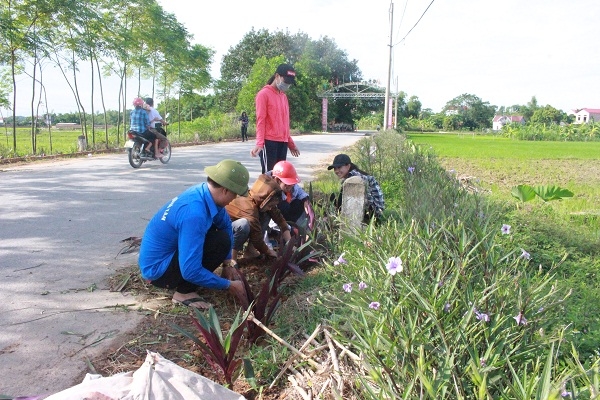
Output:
[
  {"xmin": 395, "ymin": 0, "xmax": 409, "ymax": 43},
  {"xmin": 393, "ymin": 0, "xmax": 436, "ymax": 47}
]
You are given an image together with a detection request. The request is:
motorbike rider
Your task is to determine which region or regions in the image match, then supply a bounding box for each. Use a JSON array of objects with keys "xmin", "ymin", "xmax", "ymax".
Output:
[
  {"xmin": 144, "ymin": 97, "xmax": 168, "ymax": 152},
  {"xmin": 130, "ymin": 97, "xmax": 161, "ymax": 159}
]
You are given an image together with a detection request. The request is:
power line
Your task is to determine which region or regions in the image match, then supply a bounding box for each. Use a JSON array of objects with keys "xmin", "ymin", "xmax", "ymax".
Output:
[
  {"xmin": 393, "ymin": 0, "xmax": 435, "ymax": 47},
  {"xmin": 395, "ymin": 0, "xmax": 409, "ymax": 41}
]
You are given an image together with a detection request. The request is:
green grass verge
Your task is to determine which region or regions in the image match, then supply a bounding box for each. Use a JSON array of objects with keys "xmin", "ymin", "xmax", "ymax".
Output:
[{"xmin": 253, "ymin": 131, "xmax": 599, "ymax": 398}]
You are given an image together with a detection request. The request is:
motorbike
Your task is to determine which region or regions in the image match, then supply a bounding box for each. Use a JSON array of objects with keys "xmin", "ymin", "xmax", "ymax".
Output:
[{"xmin": 125, "ymin": 122, "xmax": 172, "ymax": 168}]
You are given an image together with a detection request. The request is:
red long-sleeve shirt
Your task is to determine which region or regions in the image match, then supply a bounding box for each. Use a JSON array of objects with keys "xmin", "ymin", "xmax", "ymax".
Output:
[{"xmin": 254, "ymin": 85, "xmax": 297, "ymax": 150}]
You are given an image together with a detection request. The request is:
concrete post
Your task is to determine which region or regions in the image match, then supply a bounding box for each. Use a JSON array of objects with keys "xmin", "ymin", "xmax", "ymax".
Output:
[
  {"xmin": 341, "ymin": 176, "xmax": 366, "ymax": 233},
  {"xmin": 77, "ymin": 135, "xmax": 86, "ymax": 152}
]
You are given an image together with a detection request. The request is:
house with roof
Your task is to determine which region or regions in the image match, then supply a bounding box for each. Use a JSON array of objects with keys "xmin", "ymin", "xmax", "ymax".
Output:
[
  {"xmin": 492, "ymin": 115, "xmax": 525, "ymax": 131},
  {"xmin": 570, "ymin": 108, "xmax": 600, "ymax": 124}
]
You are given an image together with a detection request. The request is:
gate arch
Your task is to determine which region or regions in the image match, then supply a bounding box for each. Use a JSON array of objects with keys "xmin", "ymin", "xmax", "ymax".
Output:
[{"xmin": 317, "ymin": 82, "xmax": 399, "ymax": 131}]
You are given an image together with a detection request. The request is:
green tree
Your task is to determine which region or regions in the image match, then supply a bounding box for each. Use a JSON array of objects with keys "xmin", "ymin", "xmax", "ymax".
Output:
[
  {"xmin": 0, "ymin": 67, "xmax": 11, "ymax": 108},
  {"xmin": 444, "ymin": 93, "xmax": 496, "ymax": 130},
  {"xmin": 405, "ymin": 95, "xmax": 422, "ymax": 119},
  {"xmin": 0, "ymin": 0, "xmax": 33, "ymax": 149},
  {"xmin": 216, "ymin": 28, "xmax": 308, "ymax": 112},
  {"xmin": 236, "ymin": 55, "xmax": 282, "ymax": 122},
  {"xmin": 229, "ymin": 31, "xmax": 363, "ymax": 130},
  {"xmin": 529, "ymin": 105, "xmax": 564, "ymax": 125},
  {"xmin": 520, "ymin": 96, "xmax": 539, "ymax": 121}
]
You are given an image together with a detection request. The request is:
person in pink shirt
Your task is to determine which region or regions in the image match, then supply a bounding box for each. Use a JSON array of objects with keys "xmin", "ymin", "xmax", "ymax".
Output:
[{"xmin": 250, "ymin": 63, "xmax": 301, "ymax": 173}]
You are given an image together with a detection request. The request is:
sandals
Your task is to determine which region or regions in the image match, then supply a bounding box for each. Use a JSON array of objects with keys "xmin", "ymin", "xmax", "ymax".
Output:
[{"xmin": 172, "ymin": 297, "xmax": 211, "ymax": 310}]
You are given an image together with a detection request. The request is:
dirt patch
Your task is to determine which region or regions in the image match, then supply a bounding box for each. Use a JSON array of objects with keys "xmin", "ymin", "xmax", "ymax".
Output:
[
  {"xmin": 439, "ymin": 158, "xmax": 600, "ymax": 190},
  {"xmin": 85, "ymin": 256, "xmax": 302, "ymax": 399}
]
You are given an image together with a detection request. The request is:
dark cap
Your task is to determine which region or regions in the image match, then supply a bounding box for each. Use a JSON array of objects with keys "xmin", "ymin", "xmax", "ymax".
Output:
[
  {"xmin": 276, "ymin": 63, "xmax": 296, "ymax": 84},
  {"xmin": 327, "ymin": 154, "xmax": 352, "ymax": 170}
]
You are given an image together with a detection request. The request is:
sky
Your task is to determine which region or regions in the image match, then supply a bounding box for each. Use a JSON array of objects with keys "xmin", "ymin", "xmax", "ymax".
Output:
[{"xmin": 6, "ymin": 0, "xmax": 600, "ymax": 116}]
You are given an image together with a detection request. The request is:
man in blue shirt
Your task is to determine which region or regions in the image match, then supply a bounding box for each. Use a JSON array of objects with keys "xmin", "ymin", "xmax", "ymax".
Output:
[
  {"xmin": 139, "ymin": 159, "xmax": 250, "ymax": 309},
  {"xmin": 130, "ymin": 97, "xmax": 161, "ymax": 158}
]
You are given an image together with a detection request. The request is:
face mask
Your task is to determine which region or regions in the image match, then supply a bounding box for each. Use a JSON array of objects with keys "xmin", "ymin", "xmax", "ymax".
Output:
[{"xmin": 276, "ymin": 78, "xmax": 291, "ymax": 92}]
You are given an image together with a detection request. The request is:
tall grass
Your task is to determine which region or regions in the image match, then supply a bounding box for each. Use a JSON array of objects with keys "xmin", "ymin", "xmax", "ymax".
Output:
[
  {"xmin": 267, "ymin": 131, "xmax": 600, "ymax": 398},
  {"xmin": 0, "ymin": 112, "xmax": 252, "ymax": 158}
]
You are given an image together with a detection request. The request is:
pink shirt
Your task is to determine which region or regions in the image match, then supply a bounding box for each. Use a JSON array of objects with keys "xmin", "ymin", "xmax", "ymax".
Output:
[{"xmin": 254, "ymin": 85, "xmax": 296, "ymax": 150}]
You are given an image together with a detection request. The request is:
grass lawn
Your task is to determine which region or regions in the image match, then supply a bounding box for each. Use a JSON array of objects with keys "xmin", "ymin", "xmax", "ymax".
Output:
[
  {"xmin": 407, "ymin": 133, "xmax": 600, "ymax": 224},
  {"xmin": 407, "ymin": 133, "xmax": 600, "ymax": 159}
]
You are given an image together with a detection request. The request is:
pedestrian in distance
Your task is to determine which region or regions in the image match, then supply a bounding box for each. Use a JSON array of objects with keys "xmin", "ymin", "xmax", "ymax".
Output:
[
  {"xmin": 239, "ymin": 111, "xmax": 249, "ymax": 142},
  {"xmin": 138, "ymin": 159, "xmax": 251, "ymax": 310},
  {"xmin": 328, "ymin": 153, "xmax": 385, "ymax": 222},
  {"xmin": 250, "ymin": 63, "xmax": 300, "ymax": 173}
]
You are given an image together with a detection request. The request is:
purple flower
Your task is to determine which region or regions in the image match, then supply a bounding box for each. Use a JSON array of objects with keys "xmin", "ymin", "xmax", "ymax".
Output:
[
  {"xmin": 343, "ymin": 283, "xmax": 352, "ymax": 293},
  {"xmin": 408, "ymin": 166, "xmax": 415, "ymax": 174},
  {"xmin": 475, "ymin": 310, "xmax": 490, "ymax": 322},
  {"xmin": 560, "ymin": 380, "xmax": 572, "ymax": 397},
  {"xmin": 501, "ymin": 224, "xmax": 511, "ymax": 235},
  {"xmin": 386, "ymin": 257, "xmax": 403, "ymax": 275},
  {"xmin": 358, "ymin": 281, "xmax": 367, "ymax": 290},
  {"xmin": 513, "ymin": 312, "xmax": 528, "ymax": 326},
  {"xmin": 333, "ymin": 253, "xmax": 347, "ymax": 266},
  {"xmin": 369, "ymin": 301, "xmax": 380, "ymax": 310},
  {"xmin": 520, "ymin": 249, "xmax": 531, "ymax": 260},
  {"xmin": 480, "ymin": 358, "xmax": 486, "ymax": 367},
  {"xmin": 444, "ymin": 303, "xmax": 451, "ymax": 313}
]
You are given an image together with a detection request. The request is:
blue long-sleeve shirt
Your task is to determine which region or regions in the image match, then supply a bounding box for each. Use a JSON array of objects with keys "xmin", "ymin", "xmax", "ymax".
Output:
[
  {"xmin": 130, "ymin": 107, "xmax": 149, "ymax": 133},
  {"xmin": 138, "ymin": 183, "xmax": 232, "ymax": 290}
]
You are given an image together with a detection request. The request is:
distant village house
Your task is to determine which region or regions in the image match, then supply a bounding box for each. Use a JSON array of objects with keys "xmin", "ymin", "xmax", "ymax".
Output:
[
  {"xmin": 570, "ymin": 108, "xmax": 600, "ymax": 124},
  {"xmin": 492, "ymin": 115, "xmax": 525, "ymax": 131}
]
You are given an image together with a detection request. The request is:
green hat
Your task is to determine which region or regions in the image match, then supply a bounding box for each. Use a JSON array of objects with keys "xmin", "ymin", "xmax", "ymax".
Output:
[{"xmin": 205, "ymin": 159, "xmax": 249, "ymax": 196}]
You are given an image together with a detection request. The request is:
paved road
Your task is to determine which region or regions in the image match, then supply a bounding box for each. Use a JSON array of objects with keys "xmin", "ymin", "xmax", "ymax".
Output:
[{"xmin": 0, "ymin": 131, "xmax": 367, "ymax": 398}]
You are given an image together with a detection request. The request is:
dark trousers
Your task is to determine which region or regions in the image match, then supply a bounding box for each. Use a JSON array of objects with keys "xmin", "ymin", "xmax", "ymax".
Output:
[
  {"xmin": 241, "ymin": 125, "xmax": 248, "ymax": 141},
  {"xmin": 277, "ymin": 198, "xmax": 305, "ymax": 223},
  {"xmin": 150, "ymin": 228, "xmax": 231, "ymax": 294},
  {"xmin": 259, "ymin": 140, "xmax": 288, "ymax": 174}
]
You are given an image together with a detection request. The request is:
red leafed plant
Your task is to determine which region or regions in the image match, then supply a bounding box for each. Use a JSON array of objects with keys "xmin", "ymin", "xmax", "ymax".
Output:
[{"xmin": 170, "ymin": 306, "xmax": 251, "ymax": 387}]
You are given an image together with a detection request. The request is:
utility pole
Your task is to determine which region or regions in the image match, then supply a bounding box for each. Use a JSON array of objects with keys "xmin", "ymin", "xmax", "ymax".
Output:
[{"xmin": 383, "ymin": 1, "xmax": 394, "ymax": 130}]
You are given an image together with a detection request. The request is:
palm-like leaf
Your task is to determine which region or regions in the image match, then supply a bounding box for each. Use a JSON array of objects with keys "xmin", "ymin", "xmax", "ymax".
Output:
[
  {"xmin": 511, "ymin": 185, "xmax": 537, "ymax": 202},
  {"xmin": 533, "ymin": 185, "xmax": 574, "ymax": 202}
]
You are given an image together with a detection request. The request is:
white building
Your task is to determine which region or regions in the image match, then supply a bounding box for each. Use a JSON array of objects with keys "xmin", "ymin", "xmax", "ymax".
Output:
[
  {"xmin": 492, "ymin": 115, "xmax": 525, "ymax": 131},
  {"xmin": 570, "ymin": 108, "xmax": 600, "ymax": 124}
]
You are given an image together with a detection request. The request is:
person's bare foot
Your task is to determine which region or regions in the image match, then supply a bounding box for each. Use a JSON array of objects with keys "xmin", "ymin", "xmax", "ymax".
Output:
[{"xmin": 171, "ymin": 292, "xmax": 211, "ymax": 310}]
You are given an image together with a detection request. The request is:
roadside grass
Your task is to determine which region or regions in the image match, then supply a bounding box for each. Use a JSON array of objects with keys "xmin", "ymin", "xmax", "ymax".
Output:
[
  {"xmin": 0, "ymin": 113, "xmax": 256, "ymax": 158},
  {"xmin": 247, "ymin": 131, "xmax": 600, "ymax": 397}
]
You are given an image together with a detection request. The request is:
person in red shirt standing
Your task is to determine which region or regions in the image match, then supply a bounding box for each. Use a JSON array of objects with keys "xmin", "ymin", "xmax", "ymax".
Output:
[{"xmin": 250, "ymin": 63, "xmax": 301, "ymax": 173}]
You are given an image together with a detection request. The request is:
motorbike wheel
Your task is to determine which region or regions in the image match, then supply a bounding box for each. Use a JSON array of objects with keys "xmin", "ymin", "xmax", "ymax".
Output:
[
  {"xmin": 128, "ymin": 143, "xmax": 144, "ymax": 168},
  {"xmin": 159, "ymin": 142, "xmax": 172, "ymax": 164}
]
